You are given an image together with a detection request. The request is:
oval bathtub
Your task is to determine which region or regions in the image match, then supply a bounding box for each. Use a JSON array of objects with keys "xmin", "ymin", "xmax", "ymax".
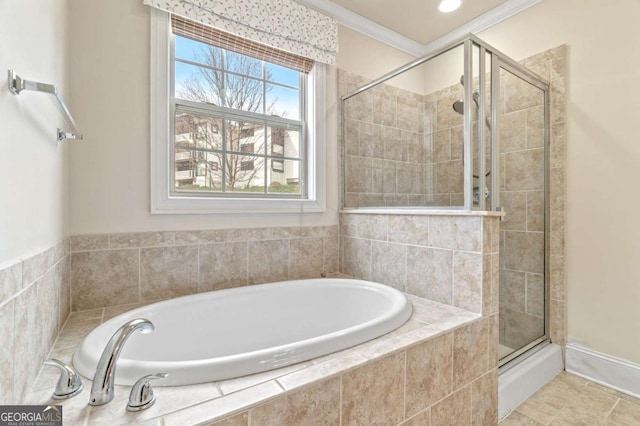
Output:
[{"xmin": 72, "ymin": 278, "xmax": 412, "ymax": 386}]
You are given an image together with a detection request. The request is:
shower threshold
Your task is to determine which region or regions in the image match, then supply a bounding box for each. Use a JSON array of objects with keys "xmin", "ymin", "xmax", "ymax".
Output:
[{"xmin": 498, "ymin": 342, "xmax": 564, "ymax": 419}]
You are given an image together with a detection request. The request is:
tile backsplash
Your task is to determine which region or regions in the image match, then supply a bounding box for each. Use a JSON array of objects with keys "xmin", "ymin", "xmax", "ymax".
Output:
[
  {"xmin": 69, "ymin": 226, "xmax": 339, "ymax": 311},
  {"xmin": 0, "ymin": 240, "xmax": 71, "ymax": 404}
]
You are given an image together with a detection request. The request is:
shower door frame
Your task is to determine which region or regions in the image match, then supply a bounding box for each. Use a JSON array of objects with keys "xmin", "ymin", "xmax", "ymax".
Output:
[
  {"xmin": 492, "ymin": 56, "xmax": 551, "ymax": 368},
  {"xmin": 339, "ymin": 34, "xmax": 552, "ymax": 367}
]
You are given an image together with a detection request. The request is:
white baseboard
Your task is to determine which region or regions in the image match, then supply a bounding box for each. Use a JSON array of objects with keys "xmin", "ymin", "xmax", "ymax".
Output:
[
  {"xmin": 498, "ymin": 343, "xmax": 564, "ymax": 419},
  {"xmin": 565, "ymin": 343, "xmax": 640, "ymax": 399}
]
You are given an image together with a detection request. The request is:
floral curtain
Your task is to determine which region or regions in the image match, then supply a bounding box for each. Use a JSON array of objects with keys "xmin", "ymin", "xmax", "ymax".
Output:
[{"xmin": 143, "ymin": 0, "xmax": 338, "ymax": 65}]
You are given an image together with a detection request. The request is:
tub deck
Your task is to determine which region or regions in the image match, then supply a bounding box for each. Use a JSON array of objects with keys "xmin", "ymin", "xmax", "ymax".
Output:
[{"xmin": 25, "ymin": 289, "xmax": 481, "ymax": 425}]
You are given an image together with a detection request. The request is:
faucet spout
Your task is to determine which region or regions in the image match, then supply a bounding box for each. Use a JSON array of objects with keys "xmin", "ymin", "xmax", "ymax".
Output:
[{"xmin": 89, "ymin": 318, "xmax": 154, "ymax": 406}]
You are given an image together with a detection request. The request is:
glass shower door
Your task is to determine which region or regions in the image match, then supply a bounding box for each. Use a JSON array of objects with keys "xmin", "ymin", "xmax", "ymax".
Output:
[{"xmin": 495, "ymin": 61, "xmax": 549, "ymax": 364}]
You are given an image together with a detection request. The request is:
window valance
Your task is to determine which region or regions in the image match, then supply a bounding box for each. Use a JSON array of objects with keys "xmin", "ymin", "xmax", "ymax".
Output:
[{"xmin": 143, "ymin": 0, "xmax": 338, "ymax": 65}]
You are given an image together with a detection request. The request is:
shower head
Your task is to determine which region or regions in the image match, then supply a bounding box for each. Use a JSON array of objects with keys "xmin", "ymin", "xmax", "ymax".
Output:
[
  {"xmin": 453, "ymin": 100, "xmax": 465, "ymax": 114},
  {"xmin": 452, "ymin": 91, "xmax": 480, "ymax": 115}
]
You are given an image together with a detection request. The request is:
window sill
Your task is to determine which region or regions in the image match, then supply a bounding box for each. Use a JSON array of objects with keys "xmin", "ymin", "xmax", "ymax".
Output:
[{"xmin": 152, "ymin": 196, "xmax": 325, "ymax": 214}]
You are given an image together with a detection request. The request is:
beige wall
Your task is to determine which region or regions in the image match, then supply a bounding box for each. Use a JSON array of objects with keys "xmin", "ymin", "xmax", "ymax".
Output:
[
  {"xmin": 0, "ymin": 0, "xmax": 69, "ymax": 264},
  {"xmin": 67, "ymin": 0, "xmax": 343, "ymax": 235},
  {"xmin": 480, "ymin": 0, "xmax": 640, "ymax": 364}
]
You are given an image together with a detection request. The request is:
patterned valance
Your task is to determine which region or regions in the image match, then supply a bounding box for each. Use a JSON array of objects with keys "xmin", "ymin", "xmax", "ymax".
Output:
[{"xmin": 143, "ymin": 0, "xmax": 338, "ymax": 65}]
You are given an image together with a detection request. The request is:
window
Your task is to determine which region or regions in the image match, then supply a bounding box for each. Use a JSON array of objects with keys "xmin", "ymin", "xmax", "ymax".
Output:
[{"xmin": 150, "ymin": 11, "xmax": 326, "ymax": 213}]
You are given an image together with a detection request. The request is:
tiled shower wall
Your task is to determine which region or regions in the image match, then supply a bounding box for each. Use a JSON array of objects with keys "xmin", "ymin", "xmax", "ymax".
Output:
[
  {"xmin": 0, "ymin": 241, "xmax": 72, "ymax": 404},
  {"xmin": 339, "ymin": 212, "xmax": 500, "ymax": 317},
  {"xmin": 69, "ymin": 226, "xmax": 339, "ymax": 311},
  {"xmin": 340, "ymin": 71, "xmax": 429, "ymax": 207}
]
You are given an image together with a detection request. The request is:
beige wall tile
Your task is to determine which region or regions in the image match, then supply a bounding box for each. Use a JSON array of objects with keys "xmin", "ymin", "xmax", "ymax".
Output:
[
  {"xmin": 345, "ymin": 91, "xmax": 372, "ymax": 123},
  {"xmin": 199, "ymin": 242, "xmax": 248, "ymax": 292},
  {"xmin": 482, "ymin": 217, "xmax": 499, "ymax": 254},
  {"xmin": 550, "ymin": 167, "xmax": 566, "ymax": 212},
  {"xmin": 502, "ymin": 308, "xmax": 544, "ymax": 349},
  {"xmin": 405, "ymin": 332, "xmax": 453, "ymax": 417},
  {"xmin": 500, "ymin": 191, "xmax": 527, "ymax": 231},
  {"xmin": 323, "ymin": 235, "xmax": 340, "ymax": 275},
  {"xmin": 36, "ymin": 270, "xmax": 59, "ymax": 361},
  {"xmin": 453, "ymin": 251, "xmax": 483, "ymax": 314},
  {"xmin": 70, "ymin": 234, "xmax": 109, "ymax": 251},
  {"xmin": 472, "ymin": 370, "xmax": 498, "ymax": 426},
  {"xmin": 500, "ymin": 269, "xmax": 526, "ymax": 312},
  {"xmin": 550, "ymin": 77, "xmax": 566, "ymax": 124},
  {"xmin": 526, "ymin": 191, "xmax": 544, "ymax": 232},
  {"xmin": 250, "ymin": 377, "xmax": 340, "ymax": 426},
  {"xmin": 205, "ymin": 412, "xmax": 248, "ymax": 426},
  {"xmin": 359, "ymin": 122, "xmax": 384, "ymax": 159},
  {"xmin": 550, "ymin": 299, "xmax": 566, "ymax": 345},
  {"xmin": 248, "ymin": 240, "xmax": 289, "ymax": 285},
  {"xmin": 372, "ymin": 90, "xmax": 397, "ymax": 128},
  {"xmin": 397, "ymin": 163, "xmax": 425, "ymax": 194},
  {"xmin": 453, "ymin": 318, "xmax": 489, "ymax": 390},
  {"xmin": 289, "ymin": 238, "xmax": 324, "ymax": 280},
  {"xmin": 432, "ymin": 129, "xmax": 451, "ymax": 162},
  {"xmin": 490, "ymin": 253, "xmax": 500, "ymax": 315},
  {"xmin": 140, "ymin": 246, "xmax": 198, "ymax": 300},
  {"xmin": 499, "ymin": 110, "xmax": 527, "ymax": 153},
  {"xmin": 551, "ymin": 211, "xmax": 565, "ymax": 256},
  {"xmin": 110, "ymin": 231, "xmax": 174, "ymax": 249},
  {"xmin": 371, "ymin": 241, "xmax": 406, "ymax": 292},
  {"xmin": 406, "ymin": 246, "xmax": 452, "ymax": 304},
  {"xmin": 550, "ymin": 123, "xmax": 566, "ymax": 169},
  {"xmin": 71, "ymin": 249, "xmax": 139, "ymax": 311},
  {"xmin": 436, "ymin": 93, "xmax": 464, "ymax": 131},
  {"xmin": 504, "ymin": 148, "xmax": 544, "ymax": 191},
  {"xmin": 450, "ymin": 125, "xmax": 463, "ymax": 160},
  {"xmin": 342, "ymin": 352, "xmax": 405, "ymax": 426},
  {"xmin": 550, "ymin": 255, "xmax": 565, "ymax": 302},
  {"xmin": 503, "ymin": 72, "xmax": 543, "ymax": 113},
  {"xmin": 341, "ymin": 237, "xmax": 371, "ymax": 280},
  {"xmin": 14, "ymin": 285, "xmax": 39, "ymax": 401},
  {"xmin": 0, "ymin": 261, "xmax": 21, "ymax": 306},
  {"xmin": 22, "ymin": 249, "xmax": 50, "ymax": 288},
  {"xmin": 58, "ymin": 257, "xmax": 71, "ymax": 328},
  {"xmin": 407, "ymin": 131, "xmax": 426, "ymax": 164},
  {"xmin": 488, "ymin": 314, "xmax": 499, "ymax": 367},
  {"xmin": 434, "ymin": 160, "xmax": 463, "ymax": 195},
  {"xmin": 429, "ymin": 216, "xmax": 482, "ymax": 252},
  {"xmin": 388, "ymin": 215, "xmax": 428, "ymax": 246},
  {"xmin": 431, "ymin": 386, "xmax": 471, "ymax": 425},
  {"xmin": 0, "ymin": 299, "xmax": 15, "ymax": 404},
  {"xmin": 344, "ymin": 118, "xmax": 360, "ymax": 156},
  {"xmin": 504, "ymin": 231, "xmax": 544, "ymax": 274},
  {"xmin": 526, "ymin": 273, "xmax": 544, "ymax": 317},
  {"xmin": 526, "ymin": 105, "xmax": 544, "ymax": 149},
  {"xmin": 397, "ymin": 93, "xmax": 424, "ymax": 132},
  {"xmin": 383, "ymin": 127, "xmax": 407, "ymax": 162}
]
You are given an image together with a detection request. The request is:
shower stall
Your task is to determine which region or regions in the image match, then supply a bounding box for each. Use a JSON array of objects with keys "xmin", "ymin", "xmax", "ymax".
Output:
[{"xmin": 341, "ymin": 35, "xmax": 551, "ymax": 369}]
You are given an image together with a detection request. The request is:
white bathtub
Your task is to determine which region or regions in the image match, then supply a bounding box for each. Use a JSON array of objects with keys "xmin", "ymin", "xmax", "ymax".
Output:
[{"xmin": 73, "ymin": 278, "xmax": 412, "ymax": 386}]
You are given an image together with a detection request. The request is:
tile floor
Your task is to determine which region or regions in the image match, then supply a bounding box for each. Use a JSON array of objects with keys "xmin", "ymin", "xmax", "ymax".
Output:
[{"xmin": 500, "ymin": 372, "xmax": 640, "ymax": 425}]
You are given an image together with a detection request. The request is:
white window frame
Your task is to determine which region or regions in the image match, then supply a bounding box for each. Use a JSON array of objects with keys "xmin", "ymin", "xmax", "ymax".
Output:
[{"xmin": 150, "ymin": 9, "xmax": 326, "ymax": 214}]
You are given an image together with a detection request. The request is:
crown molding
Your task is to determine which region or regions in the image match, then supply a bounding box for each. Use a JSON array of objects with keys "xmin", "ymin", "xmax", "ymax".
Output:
[
  {"xmin": 295, "ymin": 0, "xmax": 543, "ymax": 57},
  {"xmin": 295, "ymin": 0, "xmax": 426, "ymax": 56}
]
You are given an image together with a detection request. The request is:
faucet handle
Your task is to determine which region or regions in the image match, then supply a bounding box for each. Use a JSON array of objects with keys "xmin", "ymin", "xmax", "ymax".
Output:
[
  {"xmin": 43, "ymin": 358, "xmax": 84, "ymax": 399},
  {"xmin": 126, "ymin": 373, "xmax": 168, "ymax": 412}
]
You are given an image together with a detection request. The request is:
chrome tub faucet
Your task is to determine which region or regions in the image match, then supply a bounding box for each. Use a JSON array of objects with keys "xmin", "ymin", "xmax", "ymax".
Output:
[{"xmin": 89, "ymin": 318, "xmax": 154, "ymax": 406}]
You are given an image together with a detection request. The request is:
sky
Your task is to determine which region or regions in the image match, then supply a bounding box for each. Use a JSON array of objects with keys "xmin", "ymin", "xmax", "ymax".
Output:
[{"xmin": 174, "ymin": 36, "xmax": 301, "ymax": 120}]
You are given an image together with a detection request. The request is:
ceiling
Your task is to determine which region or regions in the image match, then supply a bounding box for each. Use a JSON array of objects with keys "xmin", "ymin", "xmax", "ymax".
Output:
[{"xmin": 327, "ymin": 0, "xmax": 508, "ymax": 45}]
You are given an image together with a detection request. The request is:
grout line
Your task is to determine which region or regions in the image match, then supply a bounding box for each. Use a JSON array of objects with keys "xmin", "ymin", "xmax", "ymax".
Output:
[{"xmin": 605, "ymin": 398, "xmax": 621, "ymax": 419}]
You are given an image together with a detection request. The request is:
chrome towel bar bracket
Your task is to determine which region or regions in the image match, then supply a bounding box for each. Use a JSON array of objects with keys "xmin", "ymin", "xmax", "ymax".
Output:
[{"xmin": 8, "ymin": 69, "xmax": 84, "ymax": 141}]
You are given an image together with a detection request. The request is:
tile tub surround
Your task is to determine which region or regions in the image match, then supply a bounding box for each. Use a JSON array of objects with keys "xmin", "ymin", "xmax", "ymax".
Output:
[
  {"xmin": 0, "ymin": 239, "xmax": 72, "ymax": 404},
  {"xmin": 69, "ymin": 225, "xmax": 339, "ymax": 311},
  {"xmin": 340, "ymin": 211, "xmax": 501, "ymax": 317},
  {"xmin": 340, "ymin": 70, "xmax": 431, "ymax": 208},
  {"xmin": 25, "ymin": 293, "xmax": 499, "ymax": 425}
]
